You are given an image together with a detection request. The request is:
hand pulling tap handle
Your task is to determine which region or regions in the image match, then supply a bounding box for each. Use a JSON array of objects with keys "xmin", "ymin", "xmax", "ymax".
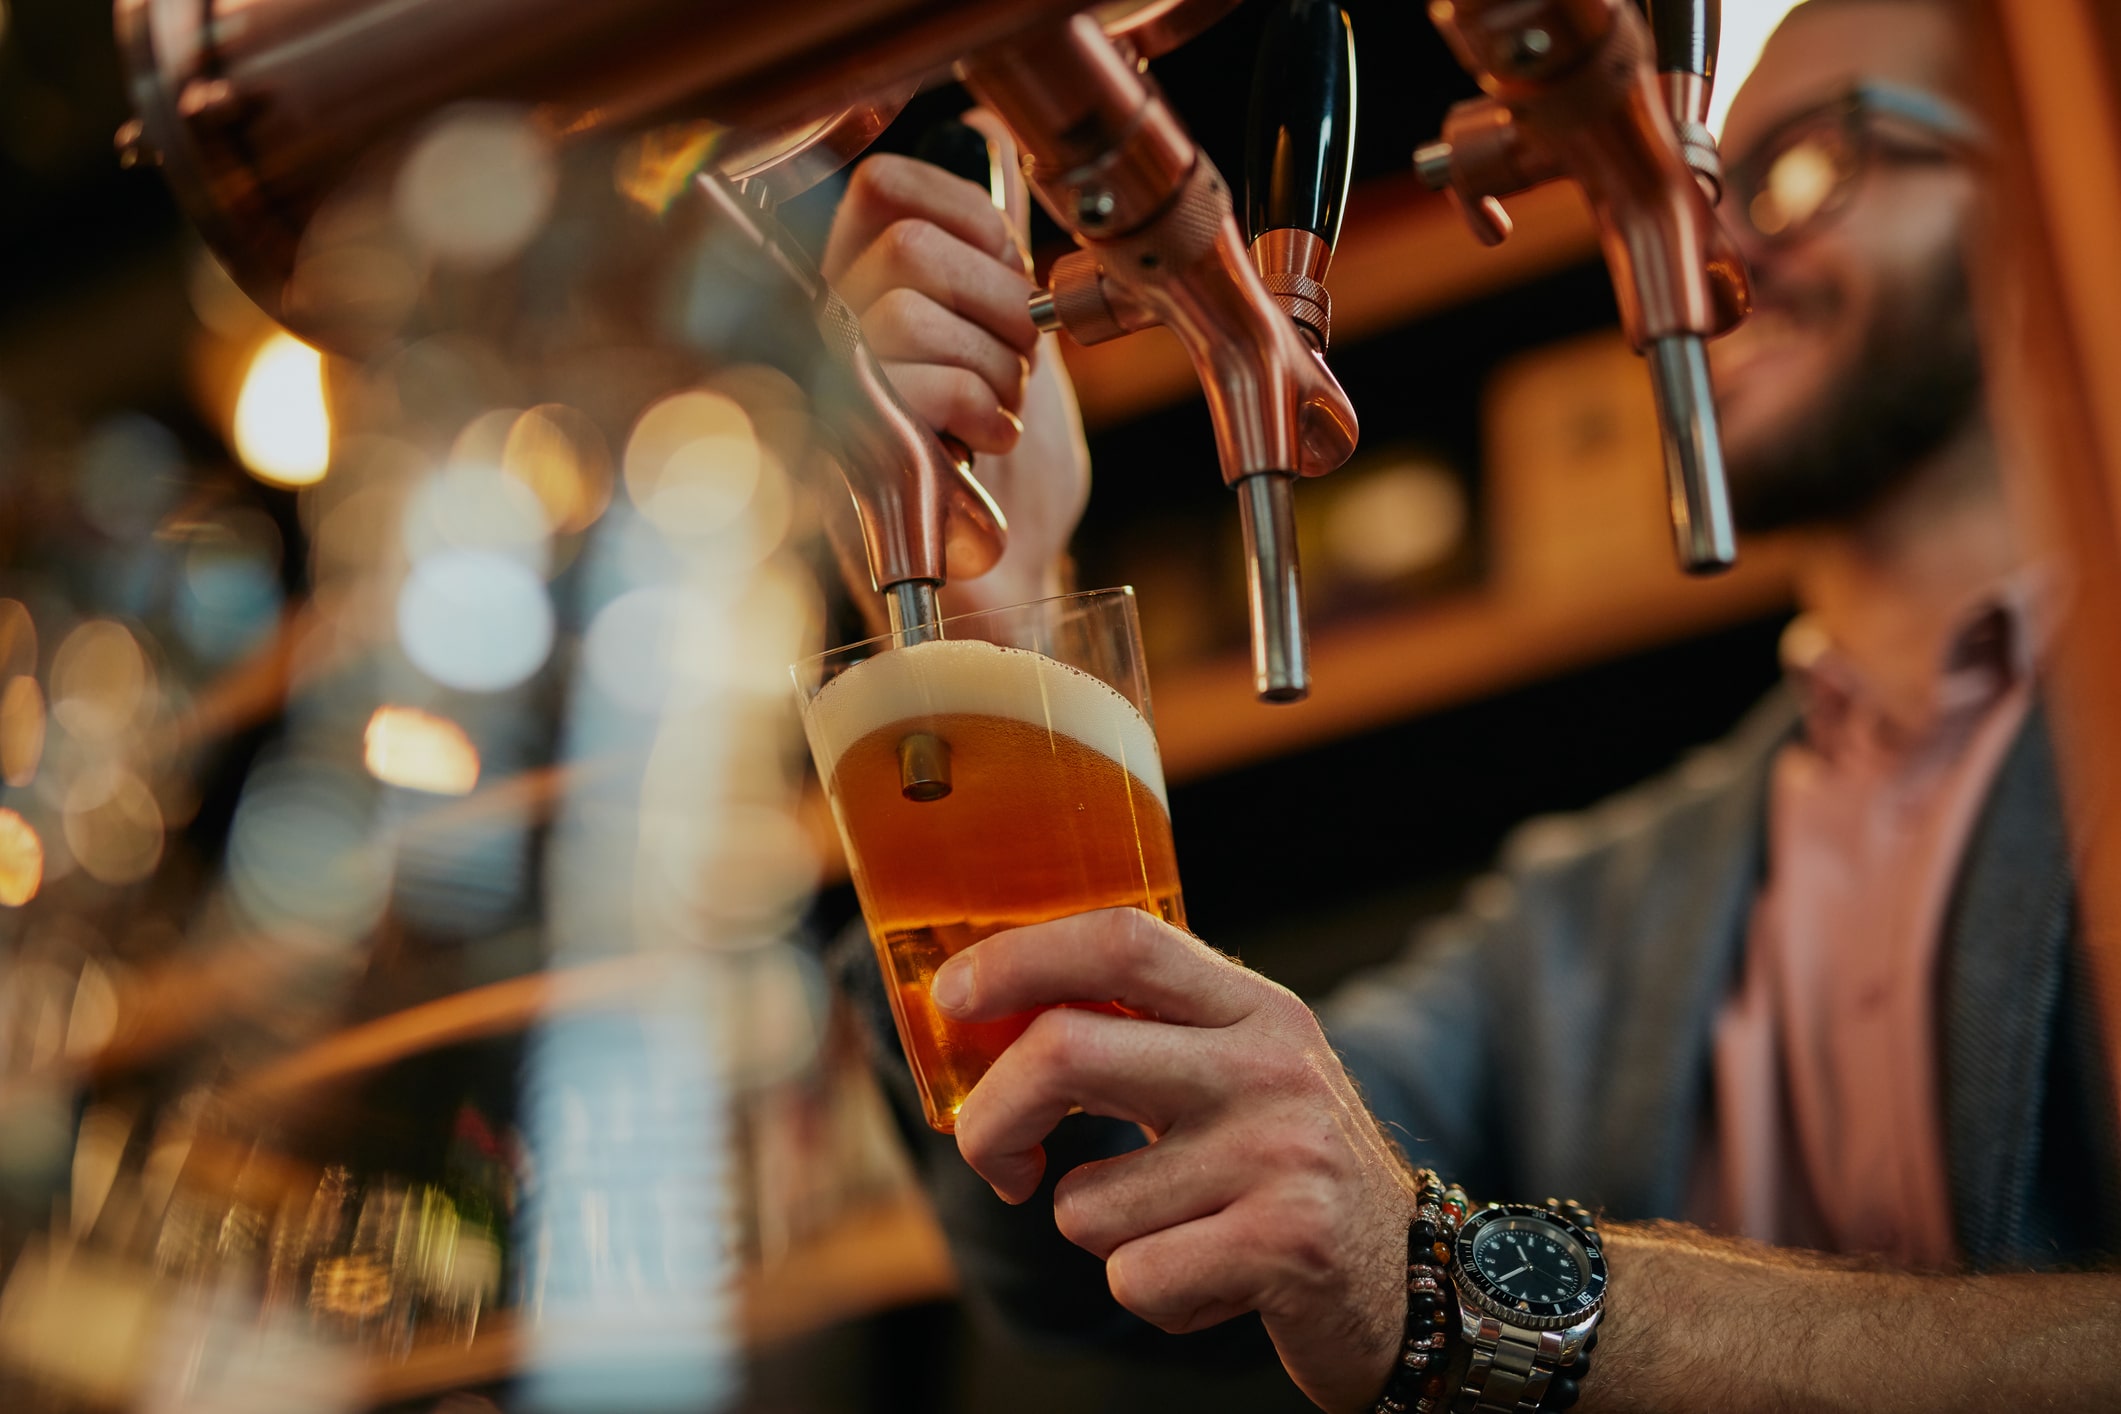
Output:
[
  {"xmin": 694, "ymin": 173, "xmax": 1003, "ymax": 643},
  {"xmin": 913, "ymin": 118, "xmax": 1012, "ymax": 482}
]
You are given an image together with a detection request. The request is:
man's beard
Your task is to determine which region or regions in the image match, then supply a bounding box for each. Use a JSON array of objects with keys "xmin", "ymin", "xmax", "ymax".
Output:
[{"xmin": 1723, "ymin": 249, "xmax": 1986, "ymax": 534}]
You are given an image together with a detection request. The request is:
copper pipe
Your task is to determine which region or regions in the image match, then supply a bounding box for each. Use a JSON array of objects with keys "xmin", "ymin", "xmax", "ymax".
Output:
[{"xmin": 114, "ymin": 0, "xmax": 1241, "ymax": 339}]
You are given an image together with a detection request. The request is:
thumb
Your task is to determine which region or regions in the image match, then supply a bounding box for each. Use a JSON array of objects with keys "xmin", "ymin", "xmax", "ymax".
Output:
[{"xmin": 961, "ymin": 107, "xmax": 1033, "ymax": 276}]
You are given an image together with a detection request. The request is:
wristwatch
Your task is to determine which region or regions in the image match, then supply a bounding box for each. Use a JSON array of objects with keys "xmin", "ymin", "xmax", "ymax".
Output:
[{"xmin": 1444, "ymin": 1199, "xmax": 1607, "ymax": 1413}]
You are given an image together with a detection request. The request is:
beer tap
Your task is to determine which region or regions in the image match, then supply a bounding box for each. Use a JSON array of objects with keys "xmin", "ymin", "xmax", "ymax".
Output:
[
  {"xmin": 692, "ymin": 178, "xmax": 1007, "ymax": 645},
  {"xmin": 987, "ymin": 5, "xmax": 1359, "ymax": 703},
  {"xmin": 114, "ymin": 0, "xmax": 1266, "ymax": 653},
  {"xmin": 1411, "ymin": 0, "xmax": 1750, "ymax": 574}
]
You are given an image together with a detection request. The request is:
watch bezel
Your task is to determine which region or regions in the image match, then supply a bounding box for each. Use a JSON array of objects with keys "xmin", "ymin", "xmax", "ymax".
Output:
[{"xmin": 1452, "ymin": 1202, "xmax": 1609, "ymax": 1332}]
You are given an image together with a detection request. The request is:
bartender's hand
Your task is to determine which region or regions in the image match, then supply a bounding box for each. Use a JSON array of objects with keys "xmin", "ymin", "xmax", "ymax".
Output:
[
  {"xmin": 822, "ymin": 111, "xmax": 1091, "ymax": 614},
  {"xmin": 931, "ymin": 909, "xmax": 1416, "ymax": 1413}
]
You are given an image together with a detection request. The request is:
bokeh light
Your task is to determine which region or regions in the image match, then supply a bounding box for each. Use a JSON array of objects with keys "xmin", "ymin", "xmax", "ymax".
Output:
[
  {"xmin": 404, "ymin": 463, "xmax": 553, "ymax": 574},
  {"xmin": 234, "ymin": 333, "xmax": 332, "ymax": 487},
  {"xmin": 76, "ymin": 415, "xmax": 184, "ymax": 541},
  {"xmin": 1710, "ymin": 1, "xmax": 1808, "ymax": 136},
  {"xmin": 0, "ymin": 807, "xmax": 44, "ymax": 905},
  {"xmin": 226, "ymin": 760, "xmax": 390, "ymax": 941},
  {"xmin": 1322, "ymin": 460, "xmax": 1468, "ymax": 582},
  {"xmin": 504, "ymin": 405, "xmax": 614, "ymax": 534},
  {"xmin": 175, "ymin": 512, "xmax": 286, "ymax": 664},
  {"xmin": 396, "ymin": 550, "xmax": 554, "ymax": 693},
  {"xmin": 50, "ymin": 621, "xmax": 150, "ymax": 743},
  {"xmin": 393, "ymin": 106, "xmax": 557, "ymax": 269},
  {"xmin": 624, "ymin": 391, "xmax": 761, "ymax": 536},
  {"xmin": 1, "ymin": 675, "xmax": 45, "ymax": 787},
  {"xmin": 0, "ymin": 598, "xmax": 37, "ymax": 678},
  {"xmin": 62, "ymin": 766, "xmax": 164, "ymax": 886},
  {"xmin": 364, "ymin": 706, "xmax": 481, "ymax": 796}
]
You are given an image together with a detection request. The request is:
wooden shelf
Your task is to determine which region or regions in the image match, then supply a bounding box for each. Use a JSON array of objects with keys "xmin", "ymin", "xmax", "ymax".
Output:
[
  {"xmin": 1151, "ymin": 544, "xmax": 1798, "ymax": 782},
  {"xmin": 1060, "ymin": 176, "xmax": 1600, "ymax": 429}
]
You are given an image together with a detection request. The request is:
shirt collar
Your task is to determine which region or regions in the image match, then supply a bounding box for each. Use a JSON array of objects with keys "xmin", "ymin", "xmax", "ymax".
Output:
[{"xmin": 1782, "ymin": 568, "xmax": 2053, "ymax": 758}]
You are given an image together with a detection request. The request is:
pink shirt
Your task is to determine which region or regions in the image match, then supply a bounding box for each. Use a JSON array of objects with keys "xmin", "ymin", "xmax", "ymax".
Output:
[{"xmin": 1698, "ymin": 583, "xmax": 2043, "ymax": 1266}]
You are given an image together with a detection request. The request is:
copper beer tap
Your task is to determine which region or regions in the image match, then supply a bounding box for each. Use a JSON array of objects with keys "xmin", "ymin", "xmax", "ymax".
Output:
[
  {"xmin": 999, "ymin": 0, "xmax": 1360, "ymax": 701},
  {"xmin": 1412, "ymin": 0, "xmax": 1751, "ymax": 573},
  {"xmin": 111, "ymin": 0, "xmax": 1245, "ymax": 649}
]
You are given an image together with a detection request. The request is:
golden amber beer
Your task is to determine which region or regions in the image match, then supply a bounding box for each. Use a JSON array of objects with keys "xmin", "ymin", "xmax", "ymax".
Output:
[{"xmin": 797, "ymin": 590, "xmax": 1183, "ymax": 1131}]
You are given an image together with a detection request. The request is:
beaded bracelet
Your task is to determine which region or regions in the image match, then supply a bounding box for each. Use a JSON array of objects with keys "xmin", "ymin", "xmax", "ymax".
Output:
[{"xmin": 1370, "ymin": 1169, "xmax": 1471, "ymax": 1414}]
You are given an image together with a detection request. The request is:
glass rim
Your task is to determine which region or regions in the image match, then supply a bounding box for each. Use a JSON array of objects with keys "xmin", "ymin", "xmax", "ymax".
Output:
[{"xmin": 791, "ymin": 584, "xmax": 1138, "ymax": 672}]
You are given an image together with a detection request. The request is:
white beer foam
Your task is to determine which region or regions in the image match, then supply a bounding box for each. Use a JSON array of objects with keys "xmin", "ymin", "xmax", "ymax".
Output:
[{"xmin": 803, "ymin": 637, "xmax": 1168, "ymax": 811}]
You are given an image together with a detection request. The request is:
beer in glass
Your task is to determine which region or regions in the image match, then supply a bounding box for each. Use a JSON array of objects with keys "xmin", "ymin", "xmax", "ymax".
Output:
[{"xmin": 795, "ymin": 588, "xmax": 1183, "ymax": 1131}]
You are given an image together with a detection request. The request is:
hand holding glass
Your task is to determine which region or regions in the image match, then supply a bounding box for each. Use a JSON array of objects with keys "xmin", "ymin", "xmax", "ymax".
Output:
[{"xmin": 795, "ymin": 588, "xmax": 1184, "ymax": 1131}]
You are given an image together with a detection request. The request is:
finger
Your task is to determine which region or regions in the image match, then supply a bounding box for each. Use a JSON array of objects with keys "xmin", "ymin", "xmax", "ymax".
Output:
[
  {"xmin": 824, "ymin": 153, "xmax": 1022, "ymax": 284},
  {"xmin": 864, "ymin": 288, "xmax": 1030, "ymax": 411},
  {"xmin": 954, "ymin": 1006, "xmax": 1235, "ymax": 1203},
  {"xmin": 934, "ymin": 908, "xmax": 1264, "ymax": 1030},
  {"xmin": 959, "ymin": 109, "xmax": 1032, "ymax": 274},
  {"xmin": 1051, "ymin": 1130, "xmax": 1247, "ymax": 1260},
  {"xmin": 1104, "ymin": 1208, "xmax": 1272, "ymax": 1336},
  {"xmin": 878, "ymin": 362, "xmax": 1024, "ymax": 455},
  {"xmin": 835, "ymin": 219, "xmax": 1039, "ymax": 353}
]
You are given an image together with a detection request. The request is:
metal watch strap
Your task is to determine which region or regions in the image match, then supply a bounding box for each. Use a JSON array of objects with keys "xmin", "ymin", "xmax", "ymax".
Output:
[{"xmin": 1454, "ymin": 1320, "xmax": 1569, "ymax": 1414}]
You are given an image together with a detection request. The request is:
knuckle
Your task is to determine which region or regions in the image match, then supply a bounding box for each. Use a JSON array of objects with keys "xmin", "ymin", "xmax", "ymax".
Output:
[
  {"xmin": 1104, "ymin": 907, "xmax": 1165, "ymax": 976},
  {"xmin": 947, "ymin": 369, "xmax": 995, "ymax": 423},
  {"xmin": 1261, "ymin": 1118, "xmax": 1343, "ymax": 1179},
  {"xmin": 1262, "ymin": 1181, "xmax": 1338, "ymax": 1273},
  {"xmin": 880, "ymin": 217, "xmax": 935, "ymax": 271},
  {"xmin": 1022, "ymin": 1005, "xmax": 1094, "ymax": 1074},
  {"xmin": 1050, "ymin": 1181, "xmax": 1108, "ymax": 1255},
  {"xmin": 850, "ymin": 154, "xmax": 913, "ymax": 205},
  {"xmin": 1105, "ymin": 1250, "xmax": 1174, "ymax": 1326}
]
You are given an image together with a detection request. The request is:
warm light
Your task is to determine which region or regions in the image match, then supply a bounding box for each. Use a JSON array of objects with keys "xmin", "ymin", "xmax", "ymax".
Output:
[
  {"xmin": 504, "ymin": 404, "xmax": 614, "ymax": 534},
  {"xmin": 394, "ymin": 106, "xmax": 556, "ymax": 269},
  {"xmin": 1, "ymin": 675, "xmax": 44, "ymax": 787},
  {"xmin": 233, "ymin": 332, "xmax": 331, "ymax": 487},
  {"xmin": 0, "ymin": 598, "xmax": 36, "ymax": 678},
  {"xmin": 624, "ymin": 391, "xmax": 761, "ymax": 535},
  {"xmin": 0, "ymin": 808, "xmax": 43, "ymax": 906},
  {"xmin": 1322, "ymin": 461, "xmax": 1468, "ymax": 583},
  {"xmin": 1709, "ymin": 1, "xmax": 1808, "ymax": 137},
  {"xmin": 51, "ymin": 621, "xmax": 150, "ymax": 742},
  {"xmin": 364, "ymin": 706, "xmax": 481, "ymax": 796},
  {"xmin": 63, "ymin": 766, "xmax": 164, "ymax": 886}
]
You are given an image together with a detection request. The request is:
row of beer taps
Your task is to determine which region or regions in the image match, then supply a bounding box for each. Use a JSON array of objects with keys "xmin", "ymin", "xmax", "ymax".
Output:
[{"xmin": 115, "ymin": 0, "xmax": 1749, "ymax": 704}]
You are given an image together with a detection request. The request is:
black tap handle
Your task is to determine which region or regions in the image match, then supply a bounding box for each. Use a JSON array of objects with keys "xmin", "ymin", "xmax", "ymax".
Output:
[
  {"xmin": 1645, "ymin": 0, "xmax": 1720, "ymax": 81},
  {"xmin": 1244, "ymin": 0, "xmax": 1357, "ymax": 247}
]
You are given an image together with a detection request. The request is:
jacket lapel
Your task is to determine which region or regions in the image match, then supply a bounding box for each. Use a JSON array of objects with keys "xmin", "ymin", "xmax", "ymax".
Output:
[
  {"xmin": 1937, "ymin": 708, "xmax": 2079, "ymax": 1267},
  {"xmin": 1592, "ymin": 690, "xmax": 1793, "ymax": 1218}
]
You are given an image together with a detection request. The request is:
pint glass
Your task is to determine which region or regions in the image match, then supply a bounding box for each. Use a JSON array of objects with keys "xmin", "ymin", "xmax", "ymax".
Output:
[{"xmin": 794, "ymin": 588, "xmax": 1184, "ymax": 1132}]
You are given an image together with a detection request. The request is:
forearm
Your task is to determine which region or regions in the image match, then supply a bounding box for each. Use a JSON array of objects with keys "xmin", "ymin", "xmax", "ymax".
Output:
[{"xmin": 1589, "ymin": 1222, "xmax": 2121, "ymax": 1413}]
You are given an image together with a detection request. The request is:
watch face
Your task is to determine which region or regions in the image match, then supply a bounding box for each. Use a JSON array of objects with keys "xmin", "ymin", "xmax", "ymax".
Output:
[{"xmin": 1454, "ymin": 1204, "xmax": 1608, "ymax": 1330}]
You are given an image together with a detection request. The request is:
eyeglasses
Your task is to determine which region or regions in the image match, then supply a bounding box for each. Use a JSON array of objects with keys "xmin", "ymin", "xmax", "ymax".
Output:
[{"xmin": 1725, "ymin": 82, "xmax": 1989, "ymax": 245}]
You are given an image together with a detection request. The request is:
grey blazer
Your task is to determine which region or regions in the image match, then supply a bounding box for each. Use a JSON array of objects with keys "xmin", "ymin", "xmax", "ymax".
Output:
[
  {"xmin": 1328, "ymin": 688, "xmax": 2118, "ymax": 1270},
  {"xmin": 842, "ymin": 687, "xmax": 2120, "ymax": 1360}
]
